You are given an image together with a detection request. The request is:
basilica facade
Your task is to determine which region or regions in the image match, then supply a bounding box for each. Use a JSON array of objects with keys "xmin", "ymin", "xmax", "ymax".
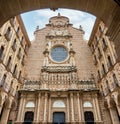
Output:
[
  {"xmin": 0, "ymin": 13, "xmax": 120, "ymax": 124},
  {"xmin": 15, "ymin": 14, "xmax": 102, "ymax": 124}
]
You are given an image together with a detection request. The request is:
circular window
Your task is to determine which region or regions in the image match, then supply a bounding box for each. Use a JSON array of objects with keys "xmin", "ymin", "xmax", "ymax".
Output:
[{"xmin": 51, "ymin": 46, "xmax": 68, "ymax": 62}]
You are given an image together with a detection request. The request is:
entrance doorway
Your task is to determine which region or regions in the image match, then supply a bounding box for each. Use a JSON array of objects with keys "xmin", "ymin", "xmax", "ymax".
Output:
[
  {"xmin": 84, "ymin": 111, "xmax": 94, "ymax": 124},
  {"xmin": 24, "ymin": 111, "xmax": 34, "ymax": 124},
  {"xmin": 53, "ymin": 112, "xmax": 65, "ymax": 124}
]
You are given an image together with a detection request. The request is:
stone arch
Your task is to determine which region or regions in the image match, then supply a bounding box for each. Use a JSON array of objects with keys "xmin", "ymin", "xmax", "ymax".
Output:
[
  {"xmin": 53, "ymin": 100, "xmax": 65, "ymax": 108},
  {"xmin": 0, "ymin": 0, "xmax": 119, "ymax": 38},
  {"xmin": 0, "ymin": 0, "xmax": 119, "ymax": 59},
  {"xmin": 26, "ymin": 101, "xmax": 35, "ymax": 108},
  {"xmin": 83, "ymin": 101, "xmax": 93, "ymax": 107}
]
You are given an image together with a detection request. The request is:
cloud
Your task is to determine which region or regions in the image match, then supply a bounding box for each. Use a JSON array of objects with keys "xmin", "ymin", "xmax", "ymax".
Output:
[{"xmin": 21, "ymin": 9, "xmax": 96, "ymax": 41}]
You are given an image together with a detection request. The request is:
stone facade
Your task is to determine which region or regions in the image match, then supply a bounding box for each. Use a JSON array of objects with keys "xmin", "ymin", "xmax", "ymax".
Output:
[
  {"xmin": 0, "ymin": 16, "xmax": 30, "ymax": 124},
  {"xmin": 16, "ymin": 14, "xmax": 102, "ymax": 124},
  {"xmin": 88, "ymin": 18, "xmax": 120, "ymax": 124},
  {"xmin": 0, "ymin": 14, "xmax": 120, "ymax": 124}
]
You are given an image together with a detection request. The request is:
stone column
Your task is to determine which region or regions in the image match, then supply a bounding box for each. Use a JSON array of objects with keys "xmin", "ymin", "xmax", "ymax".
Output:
[
  {"xmin": 103, "ymin": 108, "xmax": 112, "ymax": 124},
  {"xmin": 0, "ymin": 105, "xmax": 3, "ymax": 114},
  {"xmin": 34, "ymin": 95, "xmax": 38, "ymax": 122},
  {"xmin": 0, "ymin": 98, "xmax": 12, "ymax": 124},
  {"xmin": 116, "ymin": 104, "xmax": 120, "ymax": 116},
  {"xmin": 67, "ymin": 96, "xmax": 70, "ymax": 122},
  {"xmin": 77, "ymin": 93, "xmax": 81, "ymax": 122},
  {"xmin": 43, "ymin": 92, "xmax": 48, "ymax": 122},
  {"xmin": 0, "ymin": 107, "xmax": 11, "ymax": 124},
  {"xmin": 79, "ymin": 93, "xmax": 84, "ymax": 122},
  {"xmin": 17, "ymin": 94, "xmax": 26, "ymax": 122},
  {"xmin": 93, "ymin": 97, "xmax": 99, "ymax": 121},
  {"xmin": 36, "ymin": 93, "xmax": 41, "ymax": 122},
  {"xmin": 70, "ymin": 93, "xmax": 74, "ymax": 122},
  {"xmin": 109, "ymin": 107, "xmax": 120, "ymax": 124},
  {"xmin": 48, "ymin": 95, "xmax": 51, "ymax": 122},
  {"xmin": 94, "ymin": 95, "xmax": 102, "ymax": 121}
]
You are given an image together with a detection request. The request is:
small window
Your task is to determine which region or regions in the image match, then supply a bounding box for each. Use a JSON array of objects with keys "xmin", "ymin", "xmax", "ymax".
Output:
[
  {"xmin": 99, "ymin": 26, "xmax": 103, "ymax": 34},
  {"xmin": 13, "ymin": 64, "xmax": 17, "ymax": 76},
  {"xmin": 18, "ymin": 71, "xmax": 21, "ymax": 79},
  {"xmin": 0, "ymin": 46, "xmax": 4, "ymax": 59},
  {"xmin": 53, "ymin": 100, "xmax": 65, "ymax": 108},
  {"xmin": 113, "ymin": 74, "xmax": 119, "ymax": 87},
  {"xmin": 26, "ymin": 101, "xmax": 35, "ymax": 108},
  {"xmin": 108, "ymin": 56, "xmax": 113, "ymax": 67},
  {"xmin": 6, "ymin": 27, "xmax": 11, "ymax": 35},
  {"xmin": 7, "ymin": 56, "xmax": 12, "ymax": 69},
  {"xmin": 106, "ymin": 80, "xmax": 110, "ymax": 92},
  {"xmin": 102, "ymin": 64, "xmax": 106, "ymax": 74},
  {"xmin": 12, "ymin": 39, "xmax": 17, "ymax": 50},
  {"xmin": 83, "ymin": 101, "xmax": 92, "ymax": 107},
  {"xmin": 97, "ymin": 70, "xmax": 101, "ymax": 80},
  {"xmin": 1, "ymin": 74, "xmax": 6, "ymax": 86}
]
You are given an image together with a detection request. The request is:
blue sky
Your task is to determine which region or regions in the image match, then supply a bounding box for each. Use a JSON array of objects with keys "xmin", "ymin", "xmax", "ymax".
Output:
[{"xmin": 21, "ymin": 9, "xmax": 96, "ymax": 41}]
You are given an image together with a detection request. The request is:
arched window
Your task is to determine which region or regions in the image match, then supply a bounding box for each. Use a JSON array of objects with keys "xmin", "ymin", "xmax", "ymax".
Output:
[
  {"xmin": 18, "ymin": 71, "xmax": 21, "ymax": 79},
  {"xmin": 101, "ymin": 85, "xmax": 104, "ymax": 96},
  {"xmin": 108, "ymin": 56, "xmax": 113, "ymax": 68},
  {"xmin": 0, "ymin": 74, "xmax": 6, "ymax": 87},
  {"xmin": 113, "ymin": 74, "xmax": 119, "ymax": 87},
  {"xmin": 10, "ymin": 17, "xmax": 15, "ymax": 26},
  {"xmin": 99, "ymin": 26, "xmax": 103, "ymax": 35},
  {"xmin": 12, "ymin": 39, "xmax": 17, "ymax": 51},
  {"xmin": 7, "ymin": 56, "xmax": 12, "ymax": 70},
  {"xmin": 97, "ymin": 70, "xmax": 101, "ymax": 80},
  {"xmin": 5, "ymin": 27, "xmax": 11, "ymax": 40},
  {"xmin": 94, "ymin": 55, "xmax": 97, "ymax": 65},
  {"xmin": 17, "ymin": 48, "xmax": 21, "ymax": 59},
  {"xmin": 53, "ymin": 100, "xmax": 65, "ymax": 108},
  {"xmin": 83, "ymin": 101, "xmax": 92, "ymax": 107},
  {"xmin": 102, "ymin": 38, "xmax": 107, "ymax": 50},
  {"xmin": 21, "ymin": 36, "xmax": 24, "ymax": 42},
  {"xmin": 16, "ymin": 27, "xmax": 20, "ymax": 37},
  {"xmin": 9, "ymin": 80, "xmax": 13, "ymax": 92},
  {"xmin": 13, "ymin": 64, "xmax": 17, "ymax": 76},
  {"xmin": 98, "ymin": 47, "xmax": 102, "ymax": 59},
  {"xmin": 95, "ymin": 36, "xmax": 99, "ymax": 46},
  {"xmin": 6, "ymin": 27, "xmax": 11, "ymax": 36},
  {"xmin": 0, "ymin": 46, "xmax": 4, "ymax": 59},
  {"xmin": 21, "ymin": 55, "xmax": 25, "ymax": 65},
  {"xmin": 106, "ymin": 80, "xmax": 110, "ymax": 93},
  {"xmin": 26, "ymin": 101, "xmax": 35, "ymax": 108},
  {"xmin": 102, "ymin": 64, "xmax": 106, "ymax": 75}
]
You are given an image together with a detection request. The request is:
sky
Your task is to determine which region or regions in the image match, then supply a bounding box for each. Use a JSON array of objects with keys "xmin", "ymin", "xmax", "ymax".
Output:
[{"xmin": 21, "ymin": 8, "xmax": 96, "ymax": 41}]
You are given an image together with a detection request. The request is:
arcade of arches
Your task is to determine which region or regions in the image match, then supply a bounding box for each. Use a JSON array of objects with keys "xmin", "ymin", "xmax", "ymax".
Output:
[{"xmin": 0, "ymin": 1, "xmax": 120, "ymax": 124}]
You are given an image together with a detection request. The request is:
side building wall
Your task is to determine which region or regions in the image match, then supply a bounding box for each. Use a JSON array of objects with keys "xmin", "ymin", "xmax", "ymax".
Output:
[
  {"xmin": 88, "ymin": 18, "xmax": 120, "ymax": 124},
  {"xmin": 0, "ymin": 16, "xmax": 30, "ymax": 124}
]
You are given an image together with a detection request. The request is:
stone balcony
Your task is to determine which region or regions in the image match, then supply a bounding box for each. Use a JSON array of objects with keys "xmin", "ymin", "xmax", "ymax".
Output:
[{"xmin": 20, "ymin": 80, "xmax": 98, "ymax": 92}]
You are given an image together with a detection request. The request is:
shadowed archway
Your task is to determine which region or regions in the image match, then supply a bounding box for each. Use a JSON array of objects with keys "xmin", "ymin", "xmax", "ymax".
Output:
[{"xmin": 0, "ymin": 0, "xmax": 120, "ymax": 59}]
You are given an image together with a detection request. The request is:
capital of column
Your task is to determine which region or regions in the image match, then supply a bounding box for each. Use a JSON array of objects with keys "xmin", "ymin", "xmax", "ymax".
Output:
[
  {"xmin": 77, "ymin": 92, "xmax": 80, "ymax": 98},
  {"xmin": 45, "ymin": 92, "xmax": 48, "ymax": 98},
  {"xmin": 21, "ymin": 94, "xmax": 26, "ymax": 98},
  {"xmin": 70, "ymin": 93, "xmax": 73, "ymax": 97}
]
